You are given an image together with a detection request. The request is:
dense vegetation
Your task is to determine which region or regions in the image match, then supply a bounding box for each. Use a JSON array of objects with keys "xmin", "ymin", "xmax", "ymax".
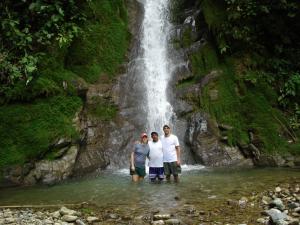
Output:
[
  {"xmin": 175, "ymin": 0, "xmax": 300, "ymax": 154},
  {"xmin": 0, "ymin": 0, "xmax": 129, "ymax": 169}
]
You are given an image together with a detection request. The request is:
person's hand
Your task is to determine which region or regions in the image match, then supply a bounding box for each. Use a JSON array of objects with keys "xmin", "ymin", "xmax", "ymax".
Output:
[
  {"xmin": 176, "ymin": 160, "xmax": 181, "ymax": 166},
  {"xmin": 131, "ymin": 165, "xmax": 135, "ymax": 171}
]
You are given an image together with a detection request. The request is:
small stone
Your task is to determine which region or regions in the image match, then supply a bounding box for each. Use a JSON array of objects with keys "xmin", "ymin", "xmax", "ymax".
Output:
[
  {"xmin": 152, "ymin": 220, "xmax": 165, "ymax": 225},
  {"xmin": 86, "ymin": 216, "xmax": 99, "ymax": 223},
  {"xmin": 257, "ymin": 217, "xmax": 269, "ymax": 224},
  {"xmin": 294, "ymin": 207, "xmax": 300, "ymax": 213},
  {"xmin": 61, "ymin": 215, "xmax": 78, "ymax": 222},
  {"xmin": 270, "ymin": 198, "xmax": 285, "ymax": 211},
  {"xmin": 264, "ymin": 208, "xmax": 288, "ymax": 223},
  {"xmin": 153, "ymin": 214, "xmax": 171, "ymax": 220},
  {"xmin": 60, "ymin": 207, "xmax": 78, "ymax": 216},
  {"xmin": 108, "ymin": 213, "xmax": 118, "ymax": 219},
  {"xmin": 288, "ymin": 202, "xmax": 300, "ymax": 209},
  {"xmin": 4, "ymin": 217, "xmax": 16, "ymax": 223},
  {"xmin": 239, "ymin": 197, "xmax": 248, "ymax": 208},
  {"xmin": 43, "ymin": 219, "xmax": 54, "ymax": 224},
  {"xmin": 165, "ymin": 218, "xmax": 181, "ymax": 224},
  {"xmin": 276, "ymin": 187, "xmax": 282, "ymax": 193},
  {"xmin": 287, "ymin": 218, "xmax": 299, "ymax": 225},
  {"xmin": 76, "ymin": 219, "xmax": 86, "ymax": 225},
  {"xmin": 52, "ymin": 210, "xmax": 61, "ymax": 218}
]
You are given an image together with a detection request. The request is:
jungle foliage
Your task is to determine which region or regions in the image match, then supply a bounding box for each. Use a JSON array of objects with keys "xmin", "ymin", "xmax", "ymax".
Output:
[
  {"xmin": 0, "ymin": 0, "xmax": 129, "ymax": 169},
  {"xmin": 175, "ymin": 0, "xmax": 300, "ymax": 153}
]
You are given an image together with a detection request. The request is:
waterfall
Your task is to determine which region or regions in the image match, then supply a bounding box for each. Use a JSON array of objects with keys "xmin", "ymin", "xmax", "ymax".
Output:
[{"xmin": 141, "ymin": 0, "xmax": 175, "ymax": 134}]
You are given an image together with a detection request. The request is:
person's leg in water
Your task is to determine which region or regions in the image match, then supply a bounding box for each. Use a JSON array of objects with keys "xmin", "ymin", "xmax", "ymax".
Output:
[
  {"xmin": 132, "ymin": 174, "xmax": 139, "ymax": 182},
  {"xmin": 174, "ymin": 174, "xmax": 179, "ymax": 183},
  {"xmin": 164, "ymin": 163, "xmax": 171, "ymax": 182}
]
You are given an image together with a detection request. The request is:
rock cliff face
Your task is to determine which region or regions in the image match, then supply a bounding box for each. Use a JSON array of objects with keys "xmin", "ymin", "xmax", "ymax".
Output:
[{"xmin": 170, "ymin": 2, "xmax": 300, "ymax": 168}]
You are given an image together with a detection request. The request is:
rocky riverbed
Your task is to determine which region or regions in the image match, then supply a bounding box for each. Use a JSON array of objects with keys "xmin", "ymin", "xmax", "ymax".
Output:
[{"xmin": 0, "ymin": 182, "xmax": 299, "ymax": 225}]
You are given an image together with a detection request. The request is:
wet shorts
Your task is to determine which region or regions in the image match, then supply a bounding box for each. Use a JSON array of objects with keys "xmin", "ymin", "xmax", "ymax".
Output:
[
  {"xmin": 130, "ymin": 166, "xmax": 146, "ymax": 177},
  {"xmin": 163, "ymin": 162, "xmax": 181, "ymax": 176},
  {"xmin": 149, "ymin": 167, "xmax": 164, "ymax": 180}
]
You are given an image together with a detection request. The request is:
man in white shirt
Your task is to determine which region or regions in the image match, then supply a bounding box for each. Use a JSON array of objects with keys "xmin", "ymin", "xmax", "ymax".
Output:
[
  {"xmin": 148, "ymin": 132, "xmax": 164, "ymax": 182},
  {"xmin": 160, "ymin": 124, "xmax": 181, "ymax": 182}
]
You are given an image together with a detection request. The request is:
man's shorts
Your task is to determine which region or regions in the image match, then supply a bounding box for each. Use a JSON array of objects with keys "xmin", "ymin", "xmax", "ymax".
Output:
[
  {"xmin": 149, "ymin": 167, "xmax": 164, "ymax": 180},
  {"xmin": 163, "ymin": 162, "xmax": 180, "ymax": 176},
  {"xmin": 130, "ymin": 166, "xmax": 146, "ymax": 177}
]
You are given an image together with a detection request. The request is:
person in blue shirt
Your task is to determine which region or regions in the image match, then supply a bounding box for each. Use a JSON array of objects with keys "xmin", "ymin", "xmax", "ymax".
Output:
[{"xmin": 130, "ymin": 132, "xmax": 150, "ymax": 182}]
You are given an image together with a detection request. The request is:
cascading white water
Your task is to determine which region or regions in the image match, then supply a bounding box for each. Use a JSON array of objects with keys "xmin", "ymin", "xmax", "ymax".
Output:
[{"xmin": 141, "ymin": 0, "xmax": 175, "ymax": 133}]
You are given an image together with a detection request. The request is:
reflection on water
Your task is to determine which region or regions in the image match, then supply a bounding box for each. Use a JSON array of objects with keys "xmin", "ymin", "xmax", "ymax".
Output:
[{"xmin": 0, "ymin": 166, "xmax": 299, "ymax": 214}]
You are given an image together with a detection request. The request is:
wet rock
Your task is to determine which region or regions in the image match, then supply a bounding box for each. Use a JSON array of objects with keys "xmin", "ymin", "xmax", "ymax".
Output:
[
  {"xmin": 5, "ymin": 217, "xmax": 16, "ymax": 223},
  {"xmin": 294, "ymin": 207, "xmax": 300, "ymax": 213},
  {"xmin": 257, "ymin": 217, "xmax": 269, "ymax": 224},
  {"xmin": 87, "ymin": 216, "xmax": 100, "ymax": 223},
  {"xmin": 153, "ymin": 214, "xmax": 171, "ymax": 220},
  {"xmin": 52, "ymin": 210, "xmax": 61, "ymax": 218},
  {"xmin": 24, "ymin": 146, "xmax": 79, "ymax": 185},
  {"xmin": 287, "ymin": 218, "xmax": 299, "ymax": 225},
  {"xmin": 239, "ymin": 197, "xmax": 248, "ymax": 208},
  {"xmin": 186, "ymin": 112, "xmax": 253, "ymax": 167},
  {"xmin": 264, "ymin": 208, "xmax": 288, "ymax": 224},
  {"xmin": 262, "ymin": 196, "xmax": 272, "ymax": 205},
  {"xmin": 165, "ymin": 218, "xmax": 181, "ymax": 224},
  {"xmin": 108, "ymin": 213, "xmax": 118, "ymax": 219},
  {"xmin": 270, "ymin": 198, "xmax": 285, "ymax": 211},
  {"xmin": 76, "ymin": 219, "xmax": 86, "ymax": 225},
  {"xmin": 43, "ymin": 218, "xmax": 54, "ymax": 224},
  {"xmin": 288, "ymin": 202, "xmax": 300, "ymax": 209},
  {"xmin": 152, "ymin": 220, "xmax": 165, "ymax": 225},
  {"xmin": 62, "ymin": 215, "xmax": 78, "ymax": 222},
  {"xmin": 60, "ymin": 206, "xmax": 79, "ymax": 216}
]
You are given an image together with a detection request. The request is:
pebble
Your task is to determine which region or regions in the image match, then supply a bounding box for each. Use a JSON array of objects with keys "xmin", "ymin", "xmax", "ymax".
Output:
[
  {"xmin": 62, "ymin": 215, "xmax": 78, "ymax": 222},
  {"xmin": 87, "ymin": 216, "xmax": 100, "ymax": 223},
  {"xmin": 153, "ymin": 214, "xmax": 171, "ymax": 220},
  {"xmin": 165, "ymin": 218, "xmax": 181, "ymax": 224},
  {"xmin": 152, "ymin": 220, "xmax": 165, "ymax": 225}
]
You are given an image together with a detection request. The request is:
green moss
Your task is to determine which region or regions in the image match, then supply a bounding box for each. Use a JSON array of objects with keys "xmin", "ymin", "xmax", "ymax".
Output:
[
  {"xmin": 87, "ymin": 97, "xmax": 117, "ymax": 121},
  {"xmin": 0, "ymin": 95, "xmax": 82, "ymax": 168},
  {"xmin": 201, "ymin": 63, "xmax": 249, "ymax": 146},
  {"xmin": 66, "ymin": 0, "xmax": 129, "ymax": 83},
  {"xmin": 200, "ymin": 0, "xmax": 226, "ymax": 30},
  {"xmin": 199, "ymin": 58, "xmax": 298, "ymax": 153},
  {"xmin": 182, "ymin": 28, "xmax": 193, "ymax": 48},
  {"xmin": 190, "ymin": 43, "xmax": 219, "ymax": 80}
]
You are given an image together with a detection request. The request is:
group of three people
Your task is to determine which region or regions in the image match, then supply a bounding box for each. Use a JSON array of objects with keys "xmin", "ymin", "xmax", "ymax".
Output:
[{"xmin": 130, "ymin": 124, "xmax": 181, "ymax": 182}]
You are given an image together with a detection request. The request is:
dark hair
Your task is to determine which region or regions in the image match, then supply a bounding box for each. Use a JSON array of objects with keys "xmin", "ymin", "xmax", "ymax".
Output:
[
  {"xmin": 151, "ymin": 131, "xmax": 158, "ymax": 136},
  {"xmin": 163, "ymin": 124, "xmax": 170, "ymax": 129}
]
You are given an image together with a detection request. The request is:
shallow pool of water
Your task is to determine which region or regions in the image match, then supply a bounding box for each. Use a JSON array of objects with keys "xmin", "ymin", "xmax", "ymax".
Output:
[{"xmin": 1, "ymin": 166, "xmax": 299, "ymax": 213}]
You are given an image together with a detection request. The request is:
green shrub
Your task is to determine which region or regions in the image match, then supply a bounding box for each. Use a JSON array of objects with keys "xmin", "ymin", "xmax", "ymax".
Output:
[{"xmin": 0, "ymin": 95, "xmax": 82, "ymax": 168}]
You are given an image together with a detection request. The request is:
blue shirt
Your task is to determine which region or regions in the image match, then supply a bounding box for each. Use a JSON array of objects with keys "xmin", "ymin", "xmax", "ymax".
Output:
[{"xmin": 134, "ymin": 143, "xmax": 150, "ymax": 167}]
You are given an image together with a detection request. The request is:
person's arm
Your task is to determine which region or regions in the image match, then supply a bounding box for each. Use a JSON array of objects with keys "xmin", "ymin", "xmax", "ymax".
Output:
[
  {"xmin": 175, "ymin": 145, "xmax": 181, "ymax": 165},
  {"xmin": 131, "ymin": 151, "xmax": 135, "ymax": 170}
]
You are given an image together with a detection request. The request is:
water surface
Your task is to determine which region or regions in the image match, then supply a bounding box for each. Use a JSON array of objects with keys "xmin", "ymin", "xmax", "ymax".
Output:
[{"xmin": 1, "ymin": 166, "xmax": 299, "ymax": 214}]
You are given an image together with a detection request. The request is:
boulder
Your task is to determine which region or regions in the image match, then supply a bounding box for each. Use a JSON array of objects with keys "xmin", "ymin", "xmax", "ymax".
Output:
[
  {"xmin": 24, "ymin": 146, "xmax": 79, "ymax": 185},
  {"xmin": 185, "ymin": 112, "xmax": 253, "ymax": 167}
]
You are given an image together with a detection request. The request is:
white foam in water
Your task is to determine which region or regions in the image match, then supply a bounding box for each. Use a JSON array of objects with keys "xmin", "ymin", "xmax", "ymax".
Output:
[
  {"xmin": 115, "ymin": 164, "xmax": 205, "ymax": 175},
  {"xmin": 181, "ymin": 164, "xmax": 206, "ymax": 171}
]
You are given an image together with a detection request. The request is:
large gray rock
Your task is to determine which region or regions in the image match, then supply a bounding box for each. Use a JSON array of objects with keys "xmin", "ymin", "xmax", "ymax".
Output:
[
  {"xmin": 185, "ymin": 112, "xmax": 253, "ymax": 167},
  {"xmin": 23, "ymin": 146, "xmax": 79, "ymax": 185}
]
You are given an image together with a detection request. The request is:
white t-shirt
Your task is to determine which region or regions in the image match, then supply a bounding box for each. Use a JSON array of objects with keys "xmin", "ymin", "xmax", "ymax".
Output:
[
  {"xmin": 148, "ymin": 140, "xmax": 164, "ymax": 167},
  {"xmin": 161, "ymin": 134, "xmax": 180, "ymax": 162}
]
